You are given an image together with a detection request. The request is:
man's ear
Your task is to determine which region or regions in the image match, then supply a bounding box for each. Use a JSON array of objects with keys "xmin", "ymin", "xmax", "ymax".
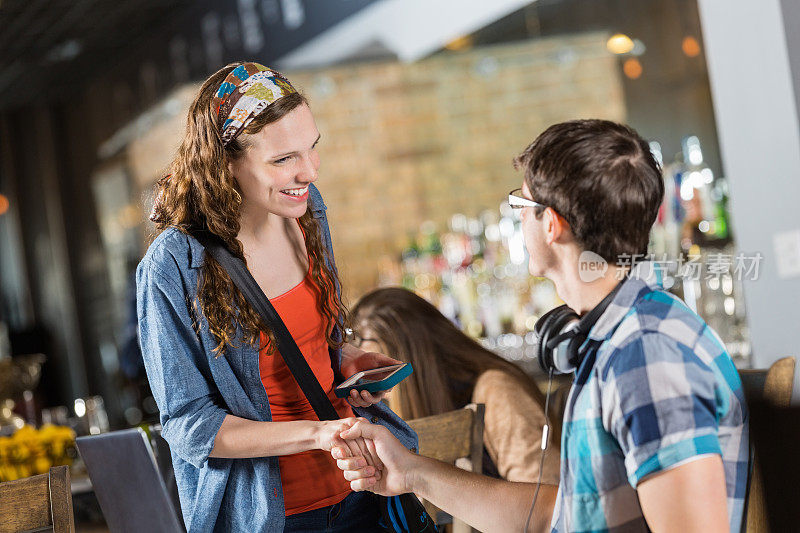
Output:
[
  {"xmin": 545, "ymin": 208, "xmax": 574, "ymax": 245},
  {"xmin": 544, "ymin": 208, "xmax": 562, "ymax": 245}
]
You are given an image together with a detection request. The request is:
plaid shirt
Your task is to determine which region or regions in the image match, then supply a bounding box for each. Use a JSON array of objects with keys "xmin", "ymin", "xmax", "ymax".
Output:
[{"xmin": 551, "ymin": 261, "xmax": 749, "ymax": 532}]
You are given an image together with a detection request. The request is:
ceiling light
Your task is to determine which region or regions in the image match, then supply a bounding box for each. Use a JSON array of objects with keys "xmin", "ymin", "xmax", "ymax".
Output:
[
  {"xmin": 682, "ymin": 36, "xmax": 702, "ymax": 58},
  {"xmin": 607, "ymin": 34, "xmax": 635, "ymax": 55}
]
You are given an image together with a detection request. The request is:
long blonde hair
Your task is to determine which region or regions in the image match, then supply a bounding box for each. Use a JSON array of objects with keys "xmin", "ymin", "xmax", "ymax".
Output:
[{"xmin": 150, "ymin": 62, "xmax": 346, "ymax": 355}]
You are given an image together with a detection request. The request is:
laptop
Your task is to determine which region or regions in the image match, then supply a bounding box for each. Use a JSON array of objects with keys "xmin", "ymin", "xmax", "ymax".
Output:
[{"xmin": 76, "ymin": 428, "xmax": 184, "ymax": 533}]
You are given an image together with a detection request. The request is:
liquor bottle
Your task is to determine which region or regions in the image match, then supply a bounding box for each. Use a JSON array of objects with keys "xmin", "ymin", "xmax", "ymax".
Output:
[{"xmin": 711, "ymin": 177, "xmax": 731, "ymax": 240}]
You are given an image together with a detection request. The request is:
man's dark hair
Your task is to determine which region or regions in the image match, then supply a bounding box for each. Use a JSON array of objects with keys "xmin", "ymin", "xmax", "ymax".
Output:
[{"xmin": 514, "ymin": 119, "xmax": 664, "ymax": 263}]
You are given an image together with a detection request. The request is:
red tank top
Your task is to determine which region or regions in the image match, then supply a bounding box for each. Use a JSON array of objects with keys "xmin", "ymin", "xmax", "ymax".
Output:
[{"xmin": 259, "ymin": 263, "xmax": 354, "ymax": 516}]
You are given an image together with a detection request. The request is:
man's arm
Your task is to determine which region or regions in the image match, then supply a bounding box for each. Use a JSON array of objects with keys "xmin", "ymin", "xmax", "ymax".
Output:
[
  {"xmin": 411, "ymin": 456, "xmax": 557, "ymax": 533},
  {"xmin": 637, "ymin": 454, "xmax": 729, "ymax": 532},
  {"xmin": 334, "ymin": 420, "xmax": 557, "ymax": 533}
]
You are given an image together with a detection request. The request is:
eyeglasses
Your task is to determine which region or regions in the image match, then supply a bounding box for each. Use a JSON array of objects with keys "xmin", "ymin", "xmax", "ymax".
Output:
[
  {"xmin": 344, "ymin": 327, "xmax": 380, "ymax": 348},
  {"xmin": 507, "ymin": 188, "xmax": 546, "ymax": 210}
]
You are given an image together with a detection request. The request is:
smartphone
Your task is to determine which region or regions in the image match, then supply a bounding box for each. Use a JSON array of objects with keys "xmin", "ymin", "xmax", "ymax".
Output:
[{"xmin": 334, "ymin": 363, "xmax": 413, "ymax": 398}]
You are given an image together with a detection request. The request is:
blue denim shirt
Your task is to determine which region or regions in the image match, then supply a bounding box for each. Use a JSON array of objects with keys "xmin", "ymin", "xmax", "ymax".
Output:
[{"xmin": 136, "ymin": 184, "xmax": 417, "ymax": 532}]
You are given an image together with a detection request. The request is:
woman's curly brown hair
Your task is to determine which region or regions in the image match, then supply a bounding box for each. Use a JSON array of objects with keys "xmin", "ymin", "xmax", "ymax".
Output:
[{"xmin": 150, "ymin": 62, "xmax": 346, "ymax": 356}]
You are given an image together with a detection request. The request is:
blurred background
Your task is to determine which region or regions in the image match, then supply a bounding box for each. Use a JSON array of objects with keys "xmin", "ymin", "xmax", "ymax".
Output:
[{"xmin": 0, "ymin": 0, "xmax": 798, "ymax": 525}]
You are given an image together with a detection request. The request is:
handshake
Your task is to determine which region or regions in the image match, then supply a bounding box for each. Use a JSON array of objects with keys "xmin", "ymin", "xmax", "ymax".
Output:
[
  {"xmin": 323, "ymin": 417, "xmax": 415, "ymax": 497},
  {"xmin": 321, "ymin": 415, "xmax": 556, "ymax": 533}
]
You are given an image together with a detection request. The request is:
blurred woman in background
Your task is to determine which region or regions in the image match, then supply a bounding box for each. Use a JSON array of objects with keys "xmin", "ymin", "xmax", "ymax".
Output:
[{"xmin": 349, "ymin": 287, "xmax": 559, "ymax": 485}]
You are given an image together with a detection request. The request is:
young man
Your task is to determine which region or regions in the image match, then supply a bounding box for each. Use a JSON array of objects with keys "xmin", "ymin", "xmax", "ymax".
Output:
[{"xmin": 332, "ymin": 120, "xmax": 749, "ymax": 532}]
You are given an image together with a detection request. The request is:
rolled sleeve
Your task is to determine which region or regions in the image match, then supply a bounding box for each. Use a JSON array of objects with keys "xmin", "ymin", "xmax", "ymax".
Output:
[
  {"xmin": 137, "ymin": 263, "xmax": 228, "ymax": 468},
  {"xmin": 600, "ymin": 333, "xmax": 722, "ymax": 487}
]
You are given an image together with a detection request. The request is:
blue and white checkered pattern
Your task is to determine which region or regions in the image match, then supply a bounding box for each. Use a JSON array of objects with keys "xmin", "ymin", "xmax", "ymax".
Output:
[{"xmin": 551, "ymin": 261, "xmax": 749, "ymax": 532}]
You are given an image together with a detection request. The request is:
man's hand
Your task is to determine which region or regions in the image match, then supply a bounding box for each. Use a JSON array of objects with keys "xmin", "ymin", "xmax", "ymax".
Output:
[
  {"xmin": 331, "ymin": 419, "xmax": 419, "ymax": 496},
  {"xmin": 332, "ymin": 419, "xmax": 557, "ymax": 533},
  {"xmin": 315, "ymin": 417, "xmax": 383, "ymax": 480},
  {"xmin": 340, "ymin": 343, "xmax": 402, "ymax": 408}
]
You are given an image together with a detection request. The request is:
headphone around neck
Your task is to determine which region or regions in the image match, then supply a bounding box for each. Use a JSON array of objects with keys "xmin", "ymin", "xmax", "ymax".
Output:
[
  {"xmin": 535, "ymin": 280, "xmax": 626, "ymax": 375},
  {"xmin": 524, "ymin": 277, "xmax": 628, "ymax": 532}
]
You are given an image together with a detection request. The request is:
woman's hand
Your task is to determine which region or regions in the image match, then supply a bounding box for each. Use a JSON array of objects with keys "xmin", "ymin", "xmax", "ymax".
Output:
[
  {"xmin": 315, "ymin": 418, "xmax": 359, "ymax": 452},
  {"xmin": 315, "ymin": 418, "xmax": 383, "ymax": 479},
  {"xmin": 340, "ymin": 343, "xmax": 401, "ymax": 408}
]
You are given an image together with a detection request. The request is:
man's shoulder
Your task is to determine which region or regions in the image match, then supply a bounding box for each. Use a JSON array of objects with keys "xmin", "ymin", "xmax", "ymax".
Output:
[
  {"xmin": 595, "ymin": 287, "xmax": 730, "ymax": 383},
  {"xmin": 605, "ymin": 287, "xmax": 708, "ymax": 351}
]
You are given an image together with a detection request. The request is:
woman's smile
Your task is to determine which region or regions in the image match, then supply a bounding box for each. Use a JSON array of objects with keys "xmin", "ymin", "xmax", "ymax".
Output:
[{"xmin": 279, "ymin": 185, "xmax": 310, "ymax": 201}]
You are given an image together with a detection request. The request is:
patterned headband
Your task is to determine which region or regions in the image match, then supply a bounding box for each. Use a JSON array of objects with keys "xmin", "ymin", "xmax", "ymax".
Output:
[
  {"xmin": 149, "ymin": 64, "xmax": 296, "ymax": 222},
  {"xmin": 211, "ymin": 62, "xmax": 297, "ymax": 146}
]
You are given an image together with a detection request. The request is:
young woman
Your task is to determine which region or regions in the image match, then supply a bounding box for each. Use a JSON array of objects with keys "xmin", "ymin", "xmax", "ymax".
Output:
[
  {"xmin": 349, "ymin": 287, "xmax": 559, "ymax": 485},
  {"xmin": 137, "ymin": 62, "xmax": 416, "ymax": 532}
]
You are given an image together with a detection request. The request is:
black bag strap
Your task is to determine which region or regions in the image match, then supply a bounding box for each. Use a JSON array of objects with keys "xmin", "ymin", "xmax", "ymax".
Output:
[{"xmin": 192, "ymin": 231, "xmax": 340, "ymax": 422}]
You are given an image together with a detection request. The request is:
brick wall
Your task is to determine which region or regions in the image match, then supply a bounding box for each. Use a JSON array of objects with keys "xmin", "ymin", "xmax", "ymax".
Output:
[{"xmin": 286, "ymin": 33, "xmax": 625, "ymax": 301}]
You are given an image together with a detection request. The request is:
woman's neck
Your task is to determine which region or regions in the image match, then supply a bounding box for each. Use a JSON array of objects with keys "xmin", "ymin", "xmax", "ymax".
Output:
[{"xmin": 238, "ymin": 203, "xmax": 285, "ymax": 244}]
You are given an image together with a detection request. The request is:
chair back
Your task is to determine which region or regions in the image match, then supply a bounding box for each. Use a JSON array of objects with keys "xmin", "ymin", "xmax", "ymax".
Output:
[
  {"xmin": 739, "ymin": 356, "xmax": 796, "ymax": 533},
  {"xmin": 407, "ymin": 404, "xmax": 484, "ymax": 533},
  {"xmin": 0, "ymin": 465, "xmax": 74, "ymax": 533}
]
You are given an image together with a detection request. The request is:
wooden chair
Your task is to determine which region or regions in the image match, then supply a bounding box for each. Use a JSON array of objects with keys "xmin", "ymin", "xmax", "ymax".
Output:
[
  {"xmin": 739, "ymin": 356, "xmax": 796, "ymax": 533},
  {"xmin": 407, "ymin": 404, "xmax": 484, "ymax": 533},
  {"xmin": 0, "ymin": 465, "xmax": 75, "ymax": 533}
]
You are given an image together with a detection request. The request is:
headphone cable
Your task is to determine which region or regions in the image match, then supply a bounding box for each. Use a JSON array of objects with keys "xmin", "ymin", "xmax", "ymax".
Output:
[{"xmin": 524, "ymin": 367, "xmax": 555, "ymax": 533}]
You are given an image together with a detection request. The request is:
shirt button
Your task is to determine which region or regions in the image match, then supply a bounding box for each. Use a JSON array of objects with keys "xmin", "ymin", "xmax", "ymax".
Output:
[{"xmin": 370, "ymin": 416, "xmax": 379, "ymax": 424}]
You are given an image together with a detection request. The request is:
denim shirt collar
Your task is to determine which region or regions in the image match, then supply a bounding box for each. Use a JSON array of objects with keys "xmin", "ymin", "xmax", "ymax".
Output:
[{"xmin": 188, "ymin": 184, "xmax": 328, "ymax": 269}]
